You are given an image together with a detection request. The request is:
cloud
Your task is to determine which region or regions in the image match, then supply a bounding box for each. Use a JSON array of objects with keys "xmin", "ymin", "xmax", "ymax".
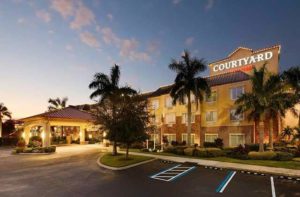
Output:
[
  {"xmin": 107, "ymin": 13, "xmax": 113, "ymax": 21},
  {"xmin": 185, "ymin": 37, "xmax": 194, "ymax": 46},
  {"xmin": 172, "ymin": 0, "xmax": 182, "ymax": 5},
  {"xmin": 101, "ymin": 27, "xmax": 120, "ymax": 45},
  {"xmin": 70, "ymin": 3, "xmax": 95, "ymax": 29},
  {"xmin": 65, "ymin": 44, "xmax": 73, "ymax": 51},
  {"xmin": 79, "ymin": 32, "xmax": 100, "ymax": 48},
  {"xmin": 51, "ymin": 0, "xmax": 75, "ymax": 18},
  {"xmin": 120, "ymin": 39, "xmax": 150, "ymax": 62},
  {"xmin": 205, "ymin": 0, "xmax": 214, "ymax": 10},
  {"xmin": 17, "ymin": 18, "xmax": 25, "ymax": 24},
  {"xmin": 48, "ymin": 30, "xmax": 55, "ymax": 34},
  {"xmin": 36, "ymin": 10, "xmax": 51, "ymax": 23}
]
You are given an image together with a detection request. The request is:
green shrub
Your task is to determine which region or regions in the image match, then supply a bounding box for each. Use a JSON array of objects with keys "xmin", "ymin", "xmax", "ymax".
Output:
[
  {"xmin": 203, "ymin": 142, "xmax": 217, "ymax": 148},
  {"xmin": 23, "ymin": 148, "xmax": 33, "ymax": 153},
  {"xmin": 227, "ymin": 145, "xmax": 250, "ymax": 159},
  {"xmin": 274, "ymin": 152, "xmax": 294, "ymax": 161},
  {"xmin": 193, "ymin": 148, "xmax": 224, "ymax": 157},
  {"xmin": 16, "ymin": 138, "xmax": 26, "ymax": 148},
  {"xmin": 175, "ymin": 146, "xmax": 186, "ymax": 155},
  {"xmin": 214, "ymin": 138, "xmax": 224, "ymax": 149},
  {"xmin": 140, "ymin": 148, "xmax": 149, "ymax": 152},
  {"xmin": 248, "ymin": 151, "xmax": 277, "ymax": 160},
  {"xmin": 194, "ymin": 148, "xmax": 207, "ymax": 157},
  {"xmin": 183, "ymin": 147, "xmax": 195, "ymax": 156},
  {"xmin": 15, "ymin": 147, "xmax": 24, "ymax": 153},
  {"xmin": 164, "ymin": 146, "xmax": 176, "ymax": 154}
]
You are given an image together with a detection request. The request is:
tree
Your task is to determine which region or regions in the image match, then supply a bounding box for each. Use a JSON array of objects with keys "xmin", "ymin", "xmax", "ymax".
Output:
[
  {"xmin": 282, "ymin": 66, "xmax": 300, "ymax": 127},
  {"xmin": 0, "ymin": 103, "xmax": 12, "ymax": 138},
  {"xmin": 2, "ymin": 119, "xmax": 15, "ymax": 137},
  {"xmin": 48, "ymin": 97, "xmax": 68, "ymax": 111},
  {"xmin": 115, "ymin": 94, "xmax": 151, "ymax": 159},
  {"xmin": 168, "ymin": 50, "xmax": 210, "ymax": 146},
  {"xmin": 89, "ymin": 64, "xmax": 136, "ymax": 155},
  {"xmin": 281, "ymin": 126, "xmax": 294, "ymax": 142}
]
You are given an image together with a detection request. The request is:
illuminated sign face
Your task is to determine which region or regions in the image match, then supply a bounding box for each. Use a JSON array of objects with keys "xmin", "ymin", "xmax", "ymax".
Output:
[{"xmin": 213, "ymin": 51, "xmax": 273, "ymax": 73}]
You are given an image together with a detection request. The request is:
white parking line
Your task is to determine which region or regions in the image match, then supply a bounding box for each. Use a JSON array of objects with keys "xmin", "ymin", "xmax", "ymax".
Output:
[
  {"xmin": 216, "ymin": 171, "xmax": 236, "ymax": 193},
  {"xmin": 270, "ymin": 176, "xmax": 276, "ymax": 197},
  {"xmin": 150, "ymin": 164, "xmax": 196, "ymax": 182}
]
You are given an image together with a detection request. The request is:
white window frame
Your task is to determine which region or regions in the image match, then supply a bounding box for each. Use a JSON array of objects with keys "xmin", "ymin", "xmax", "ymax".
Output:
[
  {"xmin": 204, "ymin": 133, "xmax": 219, "ymax": 142},
  {"xmin": 206, "ymin": 111, "xmax": 218, "ymax": 122},
  {"xmin": 181, "ymin": 133, "xmax": 195, "ymax": 144},
  {"xmin": 151, "ymin": 99, "xmax": 159, "ymax": 110},
  {"xmin": 165, "ymin": 96, "xmax": 173, "ymax": 108},
  {"xmin": 205, "ymin": 90, "xmax": 217, "ymax": 103},
  {"xmin": 230, "ymin": 109, "xmax": 244, "ymax": 121},
  {"xmin": 164, "ymin": 134, "xmax": 176, "ymax": 142},
  {"xmin": 229, "ymin": 133, "xmax": 245, "ymax": 147},
  {"xmin": 182, "ymin": 113, "xmax": 195, "ymax": 124},
  {"xmin": 230, "ymin": 86, "xmax": 244, "ymax": 100},
  {"xmin": 165, "ymin": 113, "xmax": 176, "ymax": 124}
]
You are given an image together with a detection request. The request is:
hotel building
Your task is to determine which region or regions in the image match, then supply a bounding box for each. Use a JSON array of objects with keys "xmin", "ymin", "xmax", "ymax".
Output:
[{"xmin": 144, "ymin": 45, "xmax": 282, "ymax": 147}]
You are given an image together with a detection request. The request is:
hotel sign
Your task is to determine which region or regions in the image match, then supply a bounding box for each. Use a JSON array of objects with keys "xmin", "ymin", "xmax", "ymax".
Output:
[{"xmin": 212, "ymin": 51, "xmax": 273, "ymax": 73}]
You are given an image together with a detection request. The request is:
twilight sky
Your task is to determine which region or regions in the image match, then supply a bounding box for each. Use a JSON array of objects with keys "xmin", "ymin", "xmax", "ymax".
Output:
[{"xmin": 0, "ymin": 0, "xmax": 300, "ymax": 118}]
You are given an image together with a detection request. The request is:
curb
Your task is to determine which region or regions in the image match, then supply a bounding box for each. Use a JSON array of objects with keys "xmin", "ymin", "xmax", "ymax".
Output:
[{"xmin": 96, "ymin": 154, "xmax": 156, "ymax": 171}]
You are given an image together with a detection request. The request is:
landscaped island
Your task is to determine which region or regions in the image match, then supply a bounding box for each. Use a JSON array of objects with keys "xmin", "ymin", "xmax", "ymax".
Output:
[{"xmin": 100, "ymin": 153, "xmax": 153, "ymax": 168}]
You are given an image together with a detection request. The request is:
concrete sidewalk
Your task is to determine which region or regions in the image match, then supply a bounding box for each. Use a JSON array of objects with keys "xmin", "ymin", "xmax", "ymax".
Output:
[{"xmin": 120, "ymin": 151, "xmax": 300, "ymax": 178}]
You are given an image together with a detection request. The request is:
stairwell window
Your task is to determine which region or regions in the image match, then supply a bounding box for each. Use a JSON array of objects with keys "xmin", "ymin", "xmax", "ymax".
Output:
[
  {"xmin": 182, "ymin": 113, "xmax": 195, "ymax": 124},
  {"xmin": 206, "ymin": 111, "xmax": 217, "ymax": 122},
  {"xmin": 230, "ymin": 86, "xmax": 244, "ymax": 100},
  {"xmin": 165, "ymin": 113, "xmax": 176, "ymax": 124},
  {"xmin": 182, "ymin": 134, "xmax": 195, "ymax": 144}
]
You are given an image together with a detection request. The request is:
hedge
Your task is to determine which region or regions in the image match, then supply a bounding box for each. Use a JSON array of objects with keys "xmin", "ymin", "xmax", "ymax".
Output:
[{"xmin": 248, "ymin": 151, "xmax": 277, "ymax": 160}]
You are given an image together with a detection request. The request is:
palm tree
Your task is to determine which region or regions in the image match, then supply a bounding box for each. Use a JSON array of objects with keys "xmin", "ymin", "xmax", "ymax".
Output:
[
  {"xmin": 48, "ymin": 97, "xmax": 68, "ymax": 111},
  {"xmin": 168, "ymin": 50, "xmax": 210, "ymax": 146},
  {"xmin": 292, "ymin": 127, "xmax": 300, "ymax": 144},
  {"xmin": 281, "ymin": 126, "xmax": 294, "ymax": 142},
  {"xmin": 0, "ymin": 103, "xmax": 12, "ymax": 138},
  {"xmin": 89, "ymin": 64, "xmax": 136, "ymax": 155},
  {"xmin": 283, "ymin": 66, "xmax": 300, "ymax": 127}
]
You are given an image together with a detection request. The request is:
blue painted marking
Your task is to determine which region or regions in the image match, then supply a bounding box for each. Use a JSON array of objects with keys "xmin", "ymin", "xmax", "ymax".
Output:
[{"xmin": 216, "ymin": 171, "xmax": 235, "ymax": 193}]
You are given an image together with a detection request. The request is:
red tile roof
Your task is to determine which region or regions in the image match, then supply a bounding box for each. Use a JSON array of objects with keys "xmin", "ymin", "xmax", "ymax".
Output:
[
  {"xmin": 142, "ymin": 71, "xmax": 250, "ymax": 98},
  {"xmin": 20, "ymin": 107, "xmax": 95, "ymax": 122}
]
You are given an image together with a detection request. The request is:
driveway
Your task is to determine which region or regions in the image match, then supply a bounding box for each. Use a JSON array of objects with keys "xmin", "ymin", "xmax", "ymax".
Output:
[{"xmin": 0, "ymin": 146, "xmax": 299, "ymax": 197}]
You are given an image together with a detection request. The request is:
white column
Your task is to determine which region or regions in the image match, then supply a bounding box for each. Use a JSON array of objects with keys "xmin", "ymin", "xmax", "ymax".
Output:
[
  {"xmin": 80, "ymin": 126, "xmax": 85, "ymax": 144},
  {"xmin": 43, "ymin": 122, "xmax": 51, "ymax": 147},
  {"xmin": 24, "ymin": 125, "xmax": 31, "ymax": 145}
]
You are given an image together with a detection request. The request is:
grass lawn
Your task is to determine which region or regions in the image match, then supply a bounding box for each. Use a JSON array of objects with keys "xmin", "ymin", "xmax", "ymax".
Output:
[
  {"xmin": 100, "ymin": 153, "xmax": 153, "ymax": 168},
  {"xmin": 120, "ymin": 148, "xmax": 300, "ymax": 170}
]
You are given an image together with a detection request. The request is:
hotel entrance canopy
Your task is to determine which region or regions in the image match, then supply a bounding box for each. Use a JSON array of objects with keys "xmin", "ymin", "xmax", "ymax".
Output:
[{"xmin": 19, "ymin": 107, "xmax": 96, "ymax": 146}]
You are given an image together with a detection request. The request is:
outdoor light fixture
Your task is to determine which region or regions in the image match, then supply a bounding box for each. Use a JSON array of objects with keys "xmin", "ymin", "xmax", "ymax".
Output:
[
  {"xmin": 88, "ymin": 134, "xmax": 92, "ymax": 139},
  {"xmin": 103, "ymin": 132, "xmax": 107, "ymax": 137},
  {"xmin": 22, "ymin": 132, "xmax": 25, "ymax": 138},
  {"xmin": 41, "ymin": 131, "xmax": 45, "ymax": 139}
]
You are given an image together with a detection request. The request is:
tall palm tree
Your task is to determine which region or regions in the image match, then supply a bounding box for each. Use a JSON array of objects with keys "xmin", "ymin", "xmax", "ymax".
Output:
[
  {"xmin": 263, "ymin": 75, "xmax": 294, "ymax": 150},
  {"xmin": 281, "ymin": 126, "xmax": 294, "ymax": 142},
  {"xmin": 235, "ymin": 65, "xmax": 269, "ymax": 152},
  {"xmin": 89, "ymin": 64, "xmax": 136, "ymax": 155},
  {"xmin": 283, "ymin": 66, "xmax": 300, "ymax": 127},
  {"xmin": 168, "ymin": 50, "xmax": 210, "ymax": 146},
  {"xmin": 48, "ymin": 97, "xmax": 68, "ymax": 111},
  {"xmin": 0, "ymin": 103, "xmax": 12, "ymax": 138}
]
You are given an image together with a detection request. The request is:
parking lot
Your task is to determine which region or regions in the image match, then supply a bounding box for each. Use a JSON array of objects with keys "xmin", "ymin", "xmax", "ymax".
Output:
[{"xmin": 0, "ymin": 147, "xmax": 299, "ymax": 197}]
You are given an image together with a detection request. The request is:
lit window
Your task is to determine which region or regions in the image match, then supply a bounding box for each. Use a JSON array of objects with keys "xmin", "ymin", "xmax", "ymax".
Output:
[
  {"xmin": 206, "ymin": 91, "xmax": 217, "ymax": 102},
  {"xmin": 229, "ymin": 134, "xmax": 245, "ymax": 147},
  {"xmin": 205, "ymin": 134, "xmax": 218, "ymax": 142},
  {"xmin": 182, "ymin": 113, "xmax": 195, "ymax": 124},
  {"xmin": 164, "ymin": 134, "xmax": 176, "ymax": 142},
  {"xmin": 182, "ymin": 134, "xmax": 195, "ymax": 144},
  {"xmin": 230, "ymin": 86, "xmax": 244, "ymax": 100},
  {"xmin": 150, "ymin": 134, "xmax": 159, "ymax": 142},
  {"xmin": 151, "ymin": 100, "xmax": 159, "ymax": 110},
  {"xmin": 206, "ymin": 111, "xmax": 217, "ymax": 122},
  {"xmin": 230, "ymin": 109, "xmax": 244, "ymax": 121},
  {"xmin": 165, "ymin": 96, "xmax": 173, "ymax": 108},
  {"xmin": 165, "ymin": 113, "xmax": 176, "ymax": 124}
]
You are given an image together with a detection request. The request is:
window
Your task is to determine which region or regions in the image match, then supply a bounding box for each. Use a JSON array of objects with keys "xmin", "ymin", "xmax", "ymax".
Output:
[
  {"xmin": 229, "ymin": 134, "xmax": 245, "ymax": 147},
  {"xmin": 165, "ymin": 96, "xmax": 173, "ymax": 108},
  {"xmin": 230, "ymin": 109, "xmax": 244, "ymax": 121},
  {"xmin": 205, "ymin": 134, "xmax": 218, "ymax": 142},
  {"xmin": 182, "ymin": 113, "xmax": 195, "ymax": 124},
  {"xmin": 184, "ymin": 94, "xmax": 195, "ymax": 104},
  {"xmin": 182, "ymin": 134, "xmax": 195, "ymax": 144},
  {"xmin": 165, "ymin": 113, "xmax": 176, "ymax": 124},
  {"xmin": 150, "ymin": 134, "xmax": 159, "ymax": 142},
  {"xmin": 164, "ymin": 134, "xmax": 176, "ymax": 142},
  {"xmin": 151, "ymin": 100, "xmax": 159, "ymax": 110},
  {"xmin": 206, "ymin": 111, "xmax": 217, "ymax": 122},
  {"xmin": 206, "ymin": 91, "xmax": 217, "ymax": 102},
  {"xmin": 230, "ymin": 86, "xmax": 244, "ymax": 100}
]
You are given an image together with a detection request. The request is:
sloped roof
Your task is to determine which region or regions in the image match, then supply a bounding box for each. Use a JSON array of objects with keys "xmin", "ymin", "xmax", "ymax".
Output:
[
  {"xmin": 20, "ymin": 107, "xmax": 95, "ymax": 122},
  {"xmin": 142, "ymin": 71, "xmax": 250, "ymax": 98}
]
